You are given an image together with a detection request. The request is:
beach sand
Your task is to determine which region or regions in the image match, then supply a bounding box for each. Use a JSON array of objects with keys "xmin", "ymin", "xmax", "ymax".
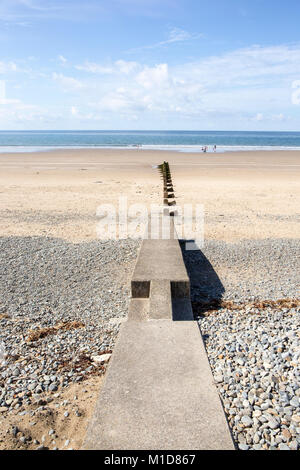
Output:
[
  {"xmin": 0, "ymin": 149, "xmax": 299, "ymax": 241},
  {"xmin": 0, "ymin": 149, "xmax": 299, "ymax": 450}
]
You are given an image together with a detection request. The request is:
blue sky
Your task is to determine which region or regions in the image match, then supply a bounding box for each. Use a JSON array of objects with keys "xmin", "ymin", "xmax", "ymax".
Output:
[{"xmin": 1, "ymin": 0, "xmax": 300, "ymax": 130}]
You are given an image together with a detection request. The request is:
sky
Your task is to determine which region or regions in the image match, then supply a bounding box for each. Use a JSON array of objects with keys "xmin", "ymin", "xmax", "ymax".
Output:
[{"xmin": 1, "ymin": 0, "xmax": 300, "ymax": 130}]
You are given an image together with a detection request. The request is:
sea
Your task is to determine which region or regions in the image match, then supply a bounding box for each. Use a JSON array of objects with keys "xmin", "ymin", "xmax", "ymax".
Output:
[{"xmin": 1, "ymin": 130, "xmax": 300, "ymax": 153}]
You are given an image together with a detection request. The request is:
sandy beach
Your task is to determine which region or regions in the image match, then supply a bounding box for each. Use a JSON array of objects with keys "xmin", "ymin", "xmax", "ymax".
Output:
[
  {"xmin": 0, "ymin": 149, "xmax": 299, "ymax": 450},
  {"xmin": 0, "ymin": 149, "xmax": 299, "ymax": 241}
]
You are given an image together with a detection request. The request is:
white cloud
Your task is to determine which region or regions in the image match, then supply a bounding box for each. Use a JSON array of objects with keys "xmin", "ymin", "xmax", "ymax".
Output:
[
  {"xmin": 97, "ymin": 94, "xmax": 131, "ymax": 112},
  {"xmin": 115, "ymin": 60, "xmax": 138, "ymax": 75},
  {"xmin": 136, "ymin": 63, "xmax": 169, "ymax": 89},
  {"xmin": 66, "ymin": 44, "xmax": 300, "ymax": 125},
  {"xmin": 254, "ymin": 113, "xmax": 264, "ymax": 121},
  {"xmin": 272, "ymin": 113, "xmax": 285, "ymax": 121},
  {"xmin": 180, "ymin": 44, "xmax": 300, "ymax": 89},
  {"xmin": 75, "ymin": 62, "xmax": 114, "ymax": 74},
  {"xmin": 0, "ymin": 79, "xmax": 21, "ymax": 104},
  {"xmin": 0, "ymin": 97, "xmax": 47, "ymax": 125},
  {"xmin": 0, "ymin": 80, "xmax": 5, "ymax": 100},
  {"xmin": 58, "ymin": 55, "xmax": 67, "ymax": 64},
  {"xmin": 291, "ymin": 80, "xmax": 300, "ymax": 105},
  {"xmin": 75, "ymin": 59, "xmax": 139, "ymax": 75},
  {"xmin": 68, "ymin": 104, "xmax": 106, "ymax": 122},
  {"xmin": 0, "ymin": 61, "xmax": 18, "ymax": 73},
  {"xmin": 163, "ymin": 27, "xmax": 202, "ymax": 44},
  {"xmin": 2, "ymin": 42, "xmax": 300, "ymax": 129},
  {"xmin": 52, "ymin": 72, "xmax": 84, "ymax": 90}
]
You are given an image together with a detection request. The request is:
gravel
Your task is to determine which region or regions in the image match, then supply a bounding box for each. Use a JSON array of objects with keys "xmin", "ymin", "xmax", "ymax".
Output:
[
  {"xmin": 183, "ymin": 238, "xmax": 300, "ymax": 451},
  {"xmin": 183, "ymin": 238, "xmax": 299, "ymax": 303},
  {"xmin": 0, "ymin": 236, "xmax": 140, "ymax": 412},
  {"xmin": 1, "ymin": 234, "xmax": 299, "ymax": 451}
]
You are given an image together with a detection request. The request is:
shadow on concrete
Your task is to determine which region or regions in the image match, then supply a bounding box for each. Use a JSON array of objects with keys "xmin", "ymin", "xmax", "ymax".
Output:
[
  {"xmin": 179, "ymin": 240, "xmax": 225, "ymax": 319},
  {"xmin": 172, "ymin": 298, "xmax": 194, "ymax": 322}
]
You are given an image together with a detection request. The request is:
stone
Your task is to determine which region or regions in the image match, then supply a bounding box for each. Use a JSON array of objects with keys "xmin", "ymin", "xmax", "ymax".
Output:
[
  {"xmin": 12, "ymin": 426, "xmax": 19, "ymax": 437},
  {"xmin": 290, "ymin": 396, "xmax": 299, "ymax": 407},
  {"xmin": 238, "ymin": 443, "xmax": 249, "ymax": 450},
  {"xmin": 241, "ymin": 416, "xmax": 253, "ymax": 427},
  {"xmin": 279, "ymin": 443, "xmax": 290, "ymax": 451},
  {"xmin": 91, "ymin": 353, "xmax": 112, "ymax": 364},
  {"xmin": 49, "ymin": 384, "xmax": 58, "ymax": 392},
  {"xmin": 214, "ymin": 374, "xmax": 224, "ymax": 383},
  {"xmin": 289, "ymin": 440, "xmax": 298, "ymax": 451},
  {"xmin": 267, "ymin": 417, "xmax": 280, "ymax": 429},
  {"xmin": 282, "ymin": 428, "xmax": 291, "ymax": 441}
]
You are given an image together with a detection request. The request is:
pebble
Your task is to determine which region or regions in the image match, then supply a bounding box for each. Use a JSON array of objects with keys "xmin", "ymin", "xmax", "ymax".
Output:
[
  {"xmin": 194, "ymin": 239, "xmax": 300, "ymax": 451},
  {"xmin": 0, "ymin": 238, "xmax": 140, "ymax": 413},
  {"xmin": 241, "ymin": 416, "xmax": 252, "ymax": 427},
  {"xmin": 279, "ymin": 443, "xmax": 291, "ymax": 451},
  {"xmin": 238, "ymin": 443, "xmax": 249, "ymax": 450}
]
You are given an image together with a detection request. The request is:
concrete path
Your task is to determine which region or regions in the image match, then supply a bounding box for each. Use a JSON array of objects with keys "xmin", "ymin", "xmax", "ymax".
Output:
[
  {"xmin": 83, "ymin": 170, "xmax": 234, "ymax": 450},
  {"xmin": 83, "ymin": 319, "xmax": 234, "ymax": 450},
  {"xmin": 83, "ymin": 233, "xmax": 234, "ymax": 448}
]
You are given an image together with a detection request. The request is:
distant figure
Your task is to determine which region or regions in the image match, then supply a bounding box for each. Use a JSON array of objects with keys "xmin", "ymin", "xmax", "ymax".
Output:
[{"xmin": 213, "ymin": 145, "xmax": 217, "ymax": 152}]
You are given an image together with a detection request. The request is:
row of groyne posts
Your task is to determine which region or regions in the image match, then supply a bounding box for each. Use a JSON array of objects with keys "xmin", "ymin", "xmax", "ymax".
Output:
[
  {"xmin": 158, "ymin": 160, "xmax": 177, "ymax": 216},
  {"xmin": 83, "ymin": 162, "xmax": 235, "ymax": 450}
]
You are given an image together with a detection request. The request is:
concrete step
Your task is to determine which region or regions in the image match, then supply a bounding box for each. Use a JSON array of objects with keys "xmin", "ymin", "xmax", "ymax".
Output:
[{"xmin": 131, "ymin": 238, "xmax": 190, "ymax": 299}]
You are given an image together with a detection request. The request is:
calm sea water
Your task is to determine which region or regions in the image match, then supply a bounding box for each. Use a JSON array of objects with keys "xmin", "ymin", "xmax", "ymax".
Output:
[{"xmin": 1, "ymin": 130, "xmax": 300, "ymax": 153}]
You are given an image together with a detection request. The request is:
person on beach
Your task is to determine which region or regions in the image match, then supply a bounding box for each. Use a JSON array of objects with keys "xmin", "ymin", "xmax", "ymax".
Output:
[{"xmin": 213, "ymin": 145, "xmax": 217, "ymax": 152}]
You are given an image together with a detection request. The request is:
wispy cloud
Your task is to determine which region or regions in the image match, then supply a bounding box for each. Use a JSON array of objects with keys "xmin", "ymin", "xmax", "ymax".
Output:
[
  {"xmin": 0, "ymin": 0, "xmax": 110, "ymax": 23},
  {"xmin": 0, "ymin": 0, "xmax": 177, "ymax": 27},
  {"xmin": 58, "ymin": 55, "xmax": 67, "ymax": 64},
  {"xmin": 127, "ymin": 26, "xmax": 203, "ymax": 53},
  {"xmin": 0, "ymin": 0, "xmax": 63, "ymax": 21}
]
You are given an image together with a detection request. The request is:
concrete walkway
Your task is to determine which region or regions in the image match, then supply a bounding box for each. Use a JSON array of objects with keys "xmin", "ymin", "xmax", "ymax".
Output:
[
  {"xmin": 83, "ymin": 319, "xmax": 234, "ymax": 449},
  {"xmin": 83, "ymin": 220, "xmax": 234, "ymax": 450},
  {"xmin": 84, "ymin": 169, "xmax": 234, "ymax": 449}
]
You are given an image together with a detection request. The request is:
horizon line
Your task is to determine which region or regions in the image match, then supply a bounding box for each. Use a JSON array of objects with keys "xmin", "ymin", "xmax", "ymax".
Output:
[{"xmin": 1, "ymin": 129, "xmax": 300, "ymax": 133}]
